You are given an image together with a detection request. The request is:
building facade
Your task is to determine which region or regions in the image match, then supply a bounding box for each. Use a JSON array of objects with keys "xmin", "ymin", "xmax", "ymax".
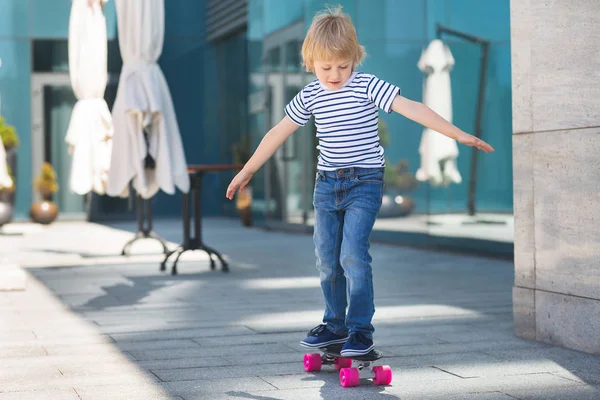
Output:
[{"xmin": 1, "ymin": 1, "xmax": 513, "ymax": 254}]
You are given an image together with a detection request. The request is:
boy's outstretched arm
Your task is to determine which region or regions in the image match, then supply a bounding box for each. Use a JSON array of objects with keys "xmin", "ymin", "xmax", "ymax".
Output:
[
  {"xmin": 390, "ymin": 95, "xmax": 495, "ymax": 153},
  {"xmin": 226, "ymin": 116, "xmax": 299, "ymax": 200}
]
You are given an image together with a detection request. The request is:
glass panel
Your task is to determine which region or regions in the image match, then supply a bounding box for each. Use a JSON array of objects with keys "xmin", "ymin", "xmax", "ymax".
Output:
[
  {"xmin": 265, "ymin": 47, "xmax": 281, "ymax": 72},
  {"xmin": 43, "ymin": 86, "xmax": 86, "ymax": 214},
  {"xmin": 285, "ymin": 40, "xmax": 302, "ymax": 72},
  {"xmin": 281, "ymin": 83, "xmax": 304, "ymax": 222},
  {"xmin": 33, "ymin": 40, "xmax": 69, "ymax": 73},
  {"xmin": 33, "ymin": 40, "xmax": 122, "ymax": 73},
  {"xmin": 261, "ymin": 39, "xmax": 314, "ymax": 226}
]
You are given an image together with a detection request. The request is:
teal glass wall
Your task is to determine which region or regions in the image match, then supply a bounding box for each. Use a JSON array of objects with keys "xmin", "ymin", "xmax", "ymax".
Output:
[
  {"xmin": 0, "ymin": 0, "xmax": 214, "ymax": 219},
  {"xmin": 247, "ymin": 0, "xmax": 513, "ymax": 220},
  {"xmin": 0, "ymin": 0, "xmax": 34, "ymax": 218},
  {"xmin": 151, "ymin": 1, "xmax": 207, "ymax": 217}
]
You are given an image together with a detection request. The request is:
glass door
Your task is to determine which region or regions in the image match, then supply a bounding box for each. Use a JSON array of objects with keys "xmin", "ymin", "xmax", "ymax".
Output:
[
  {"xmin": 31, "ymin": 73, "xmax": 87, "ymax": 218},
  {"xmin": 262, "ymin": 21, "xmax": 316, "ymax": 230}
]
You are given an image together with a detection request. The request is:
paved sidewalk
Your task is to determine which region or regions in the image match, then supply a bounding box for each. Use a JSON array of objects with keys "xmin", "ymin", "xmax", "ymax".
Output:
[{"xmin": 1, "ymin": 218, "xmax": 599, "ymax": 399}]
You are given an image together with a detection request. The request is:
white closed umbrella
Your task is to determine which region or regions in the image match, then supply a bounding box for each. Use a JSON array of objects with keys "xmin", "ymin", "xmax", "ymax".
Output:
[
  {"xmin": 416, "ymin": 39, "xmax": 462, "ymax": 187},
  {"xmin": 66, "ymin": 0, "xmax": 113, "ymax": 195},
  {"xmin": 0, "ymin": 140, "xmax": 11, "ymax": 189},
  {"xmin": 106, "ymin": 0, "xmax": 189, "ymax": 199}
]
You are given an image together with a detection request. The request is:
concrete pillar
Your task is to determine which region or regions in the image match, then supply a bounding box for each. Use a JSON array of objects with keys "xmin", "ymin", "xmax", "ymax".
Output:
[{"xmin": 511, "ymin": 0, "xmax": 600, "ymax": 354}]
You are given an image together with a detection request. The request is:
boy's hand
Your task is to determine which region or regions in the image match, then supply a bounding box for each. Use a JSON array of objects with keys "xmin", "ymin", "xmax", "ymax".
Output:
[
  {"xmin": 226, "ymin": 169, "xmax": 254, "ymax": 200},
  {"xmin": 457, "ymin": 132, "xmax": 495, "ymax": 153}
]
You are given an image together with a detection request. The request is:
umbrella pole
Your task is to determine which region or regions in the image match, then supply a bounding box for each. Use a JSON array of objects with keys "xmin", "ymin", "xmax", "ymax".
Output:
[
  {"xmin": 121, "ymin": 195, "xmax": 171, "ymax": 256},
  {"xmin": 435, "ymin": 24, "xmax": 497, "ymax": 220}
]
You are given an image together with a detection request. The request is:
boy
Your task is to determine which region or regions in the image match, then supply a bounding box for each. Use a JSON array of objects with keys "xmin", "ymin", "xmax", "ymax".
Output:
[{"xmin": 226, "ymin": 6, "xmax": 494, "ymax": 356}]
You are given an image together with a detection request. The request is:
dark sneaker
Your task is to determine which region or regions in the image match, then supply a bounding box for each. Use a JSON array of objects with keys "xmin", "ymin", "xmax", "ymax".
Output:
[
  {"xmin": 300, "ymin": 324, "xmax": 348, "ymax": 348},
  {"xmin": 340, "ymin": 332, "xmax": 374, "ymax": 356}
]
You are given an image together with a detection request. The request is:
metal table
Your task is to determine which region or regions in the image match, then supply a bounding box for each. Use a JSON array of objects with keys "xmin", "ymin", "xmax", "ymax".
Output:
[{"xmin": 161, "ymin": 164, "xmax": 244, "ymax": 275}]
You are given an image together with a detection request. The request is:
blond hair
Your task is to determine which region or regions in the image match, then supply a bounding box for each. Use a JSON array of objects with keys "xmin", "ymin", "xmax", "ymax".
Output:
[{"xmin": 301, "ymin": 5, "xmax": 365, "ymax": 72}]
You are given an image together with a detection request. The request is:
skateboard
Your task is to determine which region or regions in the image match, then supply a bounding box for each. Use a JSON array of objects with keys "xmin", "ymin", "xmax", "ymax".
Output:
[{"xmin": 303, "ymin": 343, "xmax": 393, "ymax": 387}]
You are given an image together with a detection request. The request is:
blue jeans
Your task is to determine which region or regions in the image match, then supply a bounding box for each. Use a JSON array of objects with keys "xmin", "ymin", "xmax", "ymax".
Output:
[{"xmin": 313, "ymin": 167, "xmax": 384, "ymax": 339}]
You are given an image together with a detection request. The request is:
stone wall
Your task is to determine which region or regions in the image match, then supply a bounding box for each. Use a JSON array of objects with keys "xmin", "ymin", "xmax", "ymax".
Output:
[{"xmin": 511, "ymin": 0, "xmax": 600, "ymax": 354}]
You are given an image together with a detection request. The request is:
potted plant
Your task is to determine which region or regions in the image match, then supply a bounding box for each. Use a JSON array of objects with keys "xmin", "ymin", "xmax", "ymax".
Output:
[
  {"xmin": 30, "ymin": 162, "xmax": 59, "ymax": 224},
  {"xmin": 379, "ymin": 120, "xmax": 418, "ymax": 217},
  {"xmin": 0, "ymin": 117, "xmax": 19, "ymax": 226},
  {"xmin": 232, "ymin": 135, "xmax": 252, "ymax": 226},
  {"xmin": 0, "ymin": 165, "xmax": 15, "ymax": 226},
  {"xmin": 0, "ymin": 117, "xmax": 19, "ymax": 150}
]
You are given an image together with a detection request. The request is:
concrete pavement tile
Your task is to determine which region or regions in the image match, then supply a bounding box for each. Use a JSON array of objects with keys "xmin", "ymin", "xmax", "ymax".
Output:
[
  {"xmin": 382, "ymin": 338, "xmax": 548, "ymax": 358},
  {"xmin": 43, "ymin": 283, "xmax": 107, "ymax": 296},
  {"xmin": 429, "ymin": 329, "xmax": 522, "ymax": 343},
  {"xmin": 75, "ymin": 385, "xmax": 184, "ymax": 400},
  {"xmin": 0, "ymin": 352, "xmax": 134, "ymax": 370},
  {"xmin": 56, "ymin": 356, "xmax": 229, "ymax": 376},
  {"xmin": 59, "ymin": 294, "xmax": 124, "ymax": 309},
  {"xmin": 198, "ymin": 332, "xmax": 304, "ymax": 347},
  {"xmin": 151, "ymin": 362, "xmax": 303, "ymax": 382},
  {"xmin": 433, "ymin": 358, "xmax": 566, "ymax": 378},
  {"xmin": 159, "ymin": 377, "xmax": 277, "ymax": 396},
  {"xmin": 406, "ymin": 393, "xmax": 516, "ymax": 400},
  {"xmin": 95, "ymin": 320, "xmax": 235, "ymax": 334},
  {"xmin": 49, "ymin": 339, "xmax": 200, "ymax": 354},
  {"xmin": 374, "ymin": 352, "xmax": 499, "ymax": 370},
  {"xmin": 221, "ymin": 351, "xmax": 303, "ymax": 366},
  {"xmin": 0, "ymin": 346, "xmax": 47, "ymax": 359},
  {"xmin": 383, "ymin": 373, "xmax": 583, "ymax": 398},
  {"xmin": 0, "ymin": 330, "xmax": 36, "ymax": 343},
  {"xmin": 552, "ymin": 370, "xmax": 600, "ymax": 385},
  {"xmin": 136, "ymin": 356, "xmax": 231, "ymax": 370},
  {"xmin": 31, "ymin": 325, "xmax": 104, "ymax": 340},
  {"xmin": 479, "ymin": 347, "xmax": 600, "ymax": 372},
  {"xmin": 0, "ymin": 365, "xmax": 63, "ymax": 382},
  {"xmin": 371, "ymin": 334, "xmax": 450, "ymax": 347},
  {"xmin": 129, "ymin": 343, "xmax": 293, "ymax": 361},
  {"xmin": 397, "ymin": 392, "xmax": 516, "ymax": 400},
  {"xmin": 109, "ymin": 326, "xmax": 254, "ymax": 342},
  {"xmin": 151, "ymin": 362, "xmax": 301, "ymax": 382},
  {"xmin": 1, "ymin": 335, "xmax": 114, "ymax": 350},
  {"xmin": 505, "ymin": 385, "xmax": 600, "ymax": 400},
  {"xmin": 0, "ymin": 389, "xmax": 81, "ymax": 400},
  {"xmin": 0, "ymin": 264, "xmax": 27, "ymax": 291},
  {"xmin": 0, "ymin": 372, "xmax": 160, "ymax": 392},
  {"xmin": 116, "ymin": 339, "xmax": 202, "ymax": 352},
  {"xmin": 42, "ymin": 342, "xmax": 123, "ymax": 356}
]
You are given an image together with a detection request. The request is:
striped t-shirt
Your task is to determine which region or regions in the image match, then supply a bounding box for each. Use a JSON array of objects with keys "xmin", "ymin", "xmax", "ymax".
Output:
[{"xmin": 284, "ymin": 72, "xmax": 400, "ymax": 171}]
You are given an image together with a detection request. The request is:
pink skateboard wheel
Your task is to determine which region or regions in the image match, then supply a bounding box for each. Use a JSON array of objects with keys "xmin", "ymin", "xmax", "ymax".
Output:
[
  {"xmin": 339, "ymin": 367, "xmax": 360, "ymax": 387},
  {"xmin": 373, "ymin": 365, "xmax": 393, "ymax": 385},
  {"xmin": 303, "ymin": 353, "xmax": 322, "ymax": 372},
  {"xmin": 334, "ymin": 357, "xmax": 352, "ymax": 370}
]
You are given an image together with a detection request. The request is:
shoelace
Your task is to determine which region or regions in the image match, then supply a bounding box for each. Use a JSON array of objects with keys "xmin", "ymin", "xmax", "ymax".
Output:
[{"xmin": 307, "ymin": 324, "xmax": 327, "ymax": 336}]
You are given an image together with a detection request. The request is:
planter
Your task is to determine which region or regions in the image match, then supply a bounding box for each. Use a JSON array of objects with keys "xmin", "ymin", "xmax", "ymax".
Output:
[
  {"xmin": 235, "ymin": 186, "xmax": 253, "ymax": 227},
  {"xmin": 0, "ymin": 147, "xmax": 17, "ymax": 226},
  {"xmin": 0, "ymin": 200, "xmax": 13, "ymax": 226},
  {"xmin": 379, "ymin": 191, "xmax": 415, "ymax": 218},
  {"xmin": 30, "ymin": 200, "xmax": 58, "ymax": 225}
]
